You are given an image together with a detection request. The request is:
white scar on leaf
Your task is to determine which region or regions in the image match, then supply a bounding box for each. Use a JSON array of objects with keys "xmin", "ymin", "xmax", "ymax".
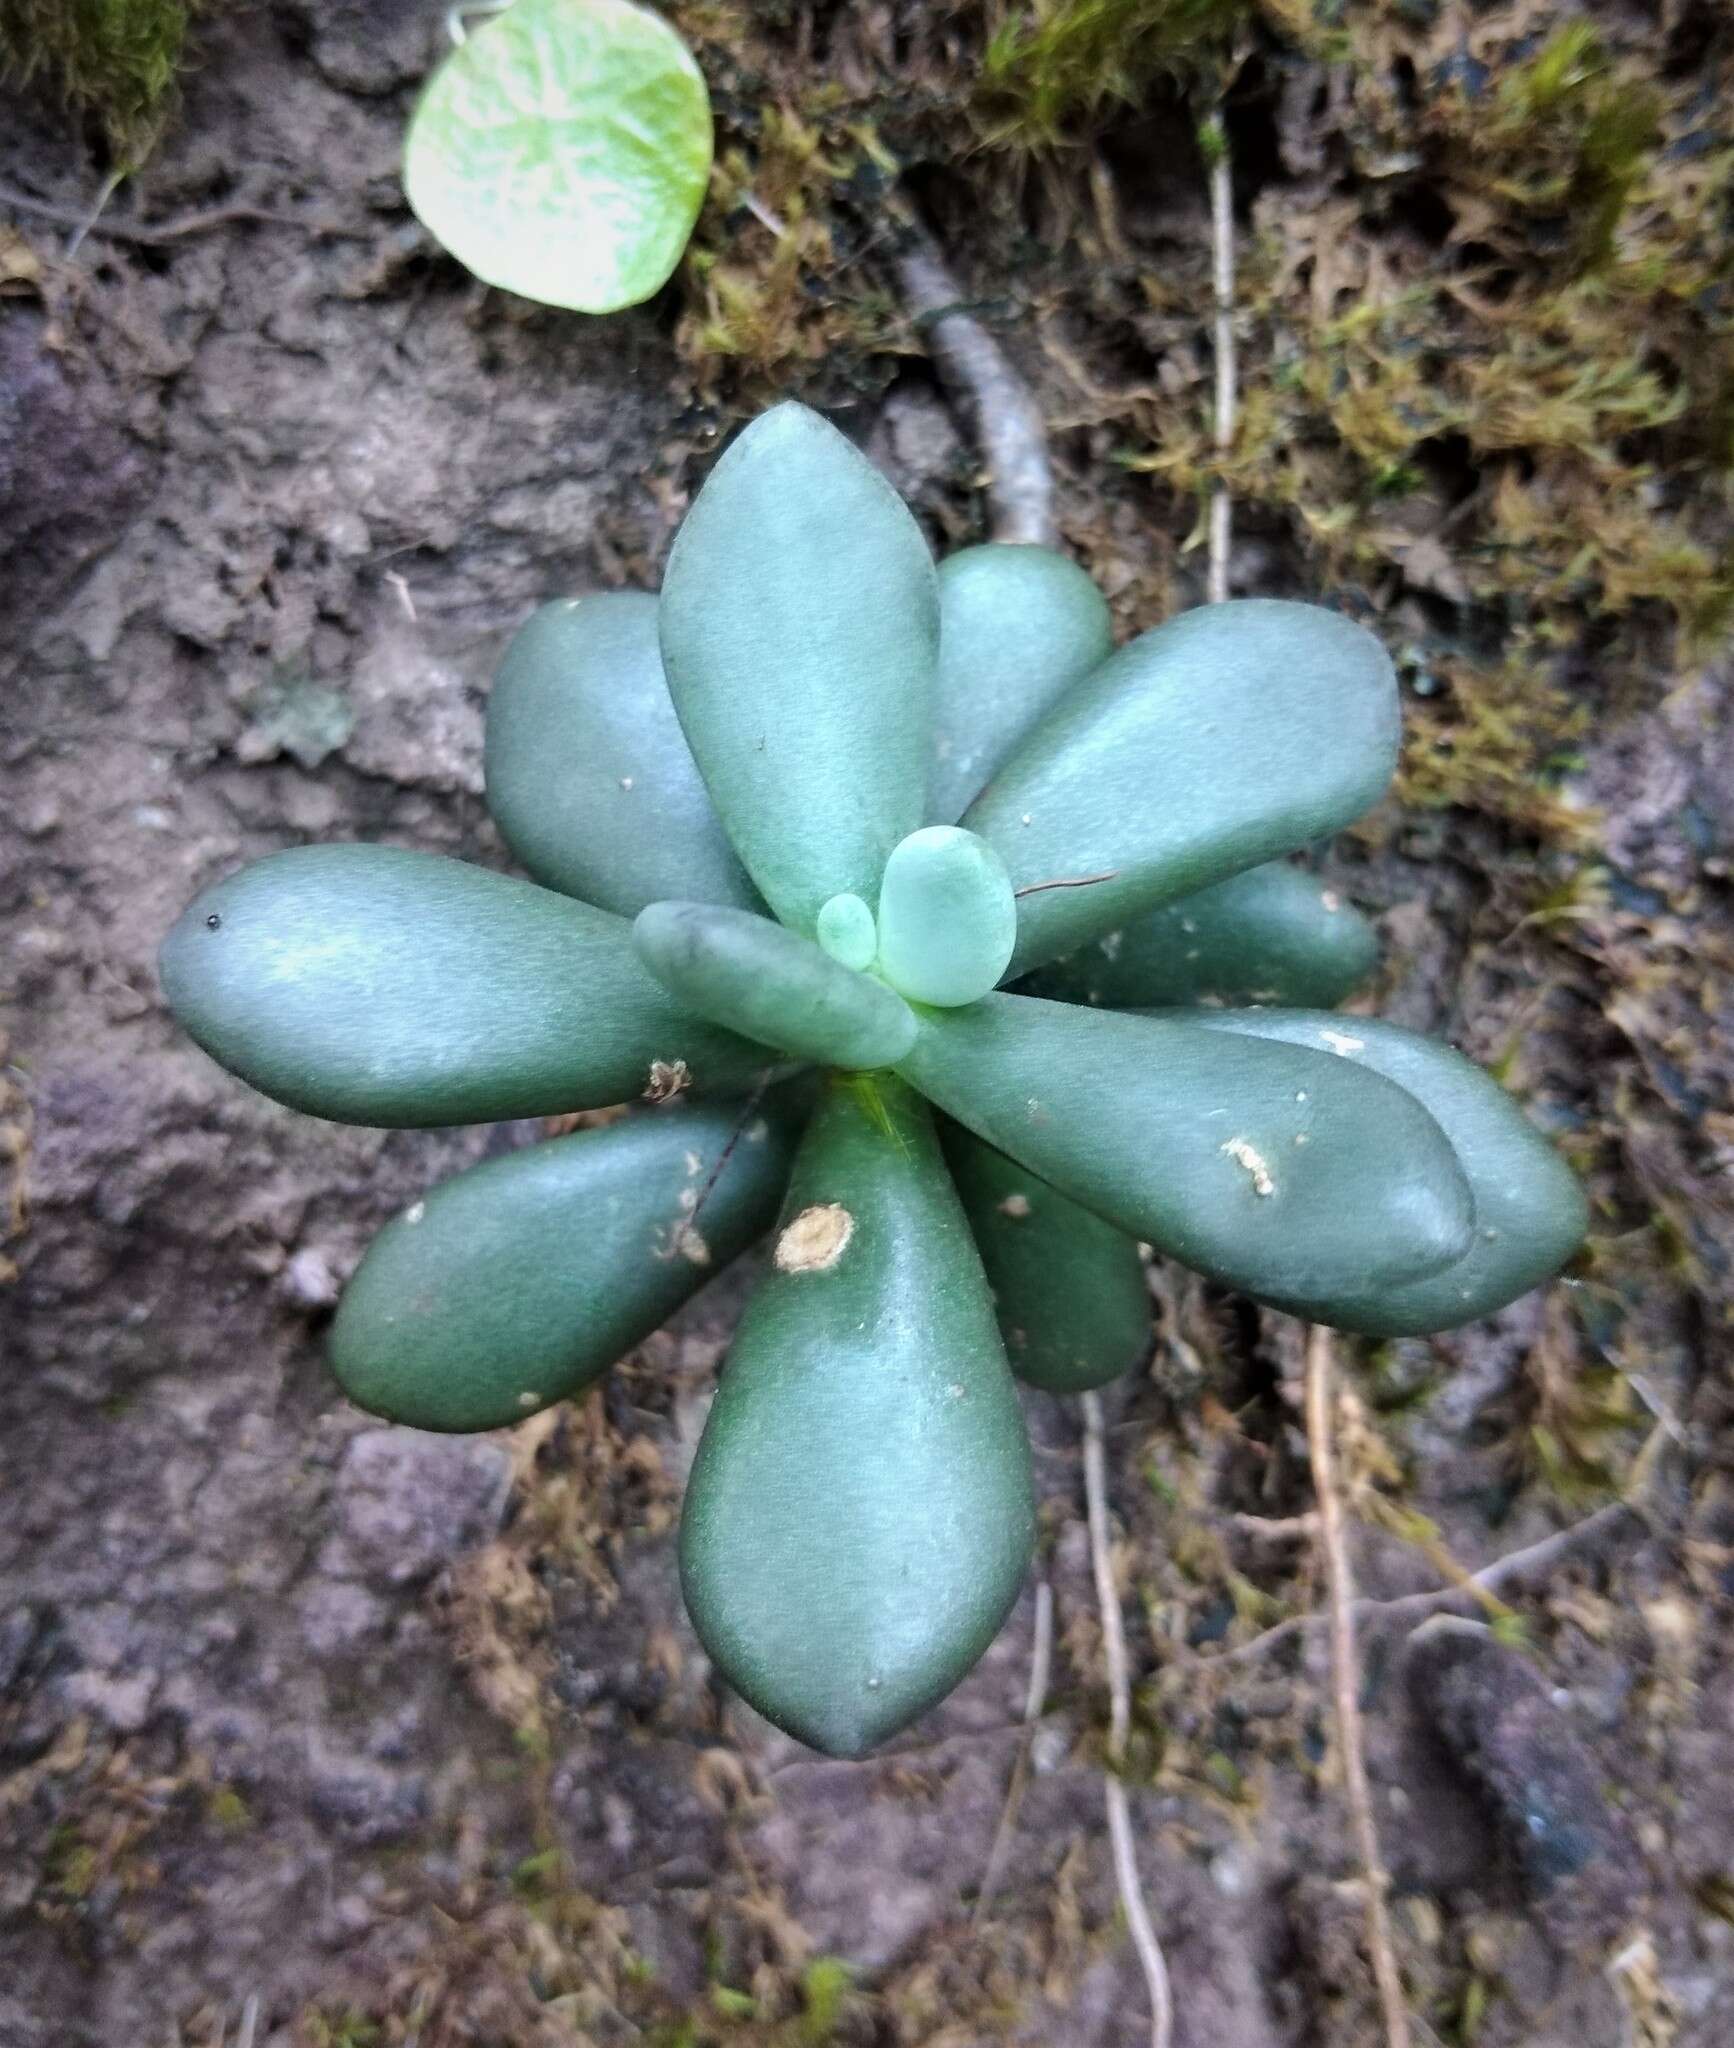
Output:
[{"xmin": 1221, "ymin": 1137, "xmax": 1275, "ymax": 1197}]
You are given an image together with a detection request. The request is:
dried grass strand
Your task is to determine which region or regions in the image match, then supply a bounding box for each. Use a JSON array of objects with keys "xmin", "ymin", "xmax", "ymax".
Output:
[
  {"xmin": 1304, "ymin": 1326, "xmax": 1411, "ymax": 2048},
  {"xmin": 1081, "ymin": 1390, "xmax": 1174, "ymax": 2048}
]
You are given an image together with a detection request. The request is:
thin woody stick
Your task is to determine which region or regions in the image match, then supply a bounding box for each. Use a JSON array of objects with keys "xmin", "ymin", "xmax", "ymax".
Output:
[
  {"xmin": 1304, "ymin": 1326, "xmax": 1411, "ymax": 2048},
  {"xmin": 1205, "ymin": 115, "xmax": 1237, "ymax": 606},
  {"xmin": 1082, "ymin": 1391, "xmax": 1175, "ymax": 2048}
]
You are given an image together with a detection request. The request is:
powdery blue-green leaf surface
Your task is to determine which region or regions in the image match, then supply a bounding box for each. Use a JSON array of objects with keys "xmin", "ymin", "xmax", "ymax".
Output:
[
  {"xmin": 943, "ymin": 1121, "xmax": 1151, "ymax": 1395},
  {"xmin": 899, "ymin": 992, "xmax": 1474, "ymax": 1316},
  {"xmin": 964, "ymin": 600, "xmax": 1399, "ymax": 976},
  {"xmin": 930, "ymin": 543, "xmax": 1114, "ymax": 823},
  {"xmin": 485, "ymin": 593, "xmax": 760, "ymax": 916},
  {"xmin": 633, "ymin": 900, "xmax": 916, "ymax": 1071},
  {"xmin": 403, "ymin": 0, "xmax": 712, "ymax": 314},
  {"xmin": 330, "ymin": 1097, "xmax": 798, "ymax": 1431},
  {"xmin": 874, "ymin": 827, "xmax": 1017, "ymax": 1008},
  {"xmin": 659, "ymin": 404, "xmax": 939, "ymax": 935},
  {"xmin": 680, "ymin": 1077, "xmax": 1034, "ymax": 1756},
  {"xmin": 158, "ymin": 845, "xmax": 768, "ymax": 1126},
  {"xmin": 1195, "ymin": 1010, "xmax": 1588, "ymax": 1332},
  {"xmin": 1022, "ymin": 861, "xmax": 1380, "ymax": 1011}
]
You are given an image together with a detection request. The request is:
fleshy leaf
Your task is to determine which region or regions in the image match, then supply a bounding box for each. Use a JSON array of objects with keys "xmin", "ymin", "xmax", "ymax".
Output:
[
  {"xmin": 485, "ymin": 593, "xmax": 760, "ymax": 917},
  {"xmin": 659, "ymin": 404, "xmax": 939, "ymax": 934},
  {"xmin": 1022, "ymin": 861, "xmax": 1380, "ymax": 1011},
  {"xmin": 330, "ymin": 1097, "xmax": 799, "ymax": 1432},
  {"xmin": 874, "ymin": 827, "xmax": 1017, "ymax": 1008},
  {"xmin": 159, "ymin": 846, "xmax": 769, "ymax": 1127},
  {"xmin": 963, "ymin": 600, "xmax": 1399, "ymax": 975},
  {"xmin": 815, "ymin": 892, "xmax": 877, "ymax": 972},
  {"xmin": 897, "ymin": 993, "xmax": 1473, "ymax": 1312},
  {"xmin": 403, "ymin": 0, "xmax": 712, "ymax": 314},
  {"xmin": 930, "ymin": 543, "xmax": 1113, "ymax": 823},
  {"xmin": 680, "ymin": 1076, "xmax": 1035, "ymax": 1757},
  {"xmin": 1196, "ymin": 1011, "xmax": 1588, "ymax": 1333},
  {"xmin": 942, "ymin": 1122, "xmax": 1151, "ymax": 1394},
  {"xmin": 633, "ymin": 900, "xmax": 916, "ymax": 1071}
]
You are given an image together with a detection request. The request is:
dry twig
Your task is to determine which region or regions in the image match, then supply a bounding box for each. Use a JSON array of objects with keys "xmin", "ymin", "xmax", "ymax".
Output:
[
  {"xmin": 895, "ymin": 224, "xmax": 1056, "ymax": 548},
  {"xmin": 1217, "ymin": 1495, "xmax": 1644, "ymax": 1666},
  {"xmin": 1081, "ymin": 1390, "xmax": 1174, "ymax": 2048},
  {"xmin": 1205, "ymin": 116, "xmax": 1237, "ymax": 606},
  {"xmin": 1304, "ymin": 1326, "xmax": 1411, "ymax": 2048},
  {"xmin": 973, "ymin": 1576, "xmax": 1054, "ymax": 1925},
  {"xmin": 0, "ymin": 181, "xmax": 365, "ymax": 245}
]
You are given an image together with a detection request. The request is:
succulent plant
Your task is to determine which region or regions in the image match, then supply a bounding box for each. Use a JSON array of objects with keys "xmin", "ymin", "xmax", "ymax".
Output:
[{"xmin": 159, "ymin": 403, "xmax": 1587, "ymax": 1757}]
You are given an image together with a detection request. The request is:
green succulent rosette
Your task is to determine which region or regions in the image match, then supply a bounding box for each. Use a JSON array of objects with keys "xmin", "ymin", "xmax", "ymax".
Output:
[{"xmin": 160, "ymin": 404, "xmax": 1585, "ymax": 1755}]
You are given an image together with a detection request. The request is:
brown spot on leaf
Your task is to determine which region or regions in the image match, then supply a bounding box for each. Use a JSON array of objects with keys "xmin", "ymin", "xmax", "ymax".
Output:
[
  {"xmin": 644, "ymin": 1059, "xmax": 692, "ymax": 1103},
  {"xmin": 774, "ymin": 1203, "xmax": 854, "ymax": 1273}
]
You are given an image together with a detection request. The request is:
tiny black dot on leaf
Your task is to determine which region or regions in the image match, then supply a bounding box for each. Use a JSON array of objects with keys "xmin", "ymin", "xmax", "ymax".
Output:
[{"xmin": 205, "ymin": 914, "xmax": 222, "ymax": 930}]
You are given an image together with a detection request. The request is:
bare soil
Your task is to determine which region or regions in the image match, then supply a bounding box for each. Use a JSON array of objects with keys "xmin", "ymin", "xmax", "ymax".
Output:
[{"xmin": 3, "ymin": 7, "xmax": 1733, "ymax": 2047}]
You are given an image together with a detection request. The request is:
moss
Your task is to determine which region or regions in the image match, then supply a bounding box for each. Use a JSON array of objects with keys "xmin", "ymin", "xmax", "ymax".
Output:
[
  {"xmin": 1395, "ymin": 650, "xmax": 1591, "ymax": 842},
  {"xmin": 978, "ymin": 0, "xmax": 1249, "ymax": 147},
  {"xmin": 0, "ymin": 0, "xmax": 211, "ymax": 159}
]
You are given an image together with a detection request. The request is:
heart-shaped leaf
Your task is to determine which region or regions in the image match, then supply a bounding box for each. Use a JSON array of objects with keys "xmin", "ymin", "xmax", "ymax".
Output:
[
  {"xmin": 930, "ymin": 543, "xmax": 1113, "ymax": 824},
  {"xmin": 331, "ymin": 1096, "xmax": 798, "ymax": 1431},
  {"xmin": 659, "ymin": 404, "xmax": 939, "ymax": 934},
  {"xmin": 680, "ymin": 1076, "xmax": 1034, "ymax": 1756},
  {"xmin": 898, "ymin": 993, "xmax": 1473, "ymax": 1312},
  {"xmin": 403, "ymin": 0, "xmax": 712, "ymax": 314},
  {"xmin": 159, "ymin": 846, "xmax": 769, "ymax": 1126},
  {"xmin": 486, "ymin": 592, "xmax": 761, "ymax": 916},
  {"xmin": 1196, "ymin": 1011, "xmax": 1587, "ymax": 1332},
  {"xmin": 943, "ymin": 1121, "xmax": 1151, "ymax": 1394},
  {"xmin": 963, "ymin": 600, "xmax": 1399, "ymax": 974},
  {"xmin": 1022, "ymin": 861, "xmax": 1379, "ymax": 1011},
  {"xmin": 633, "ymin": 900, "xmax": 916, "ymax": 1071}
]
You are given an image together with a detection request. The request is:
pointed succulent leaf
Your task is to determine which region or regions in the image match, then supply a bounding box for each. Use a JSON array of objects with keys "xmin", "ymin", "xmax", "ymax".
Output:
[
  {"xmin": 942, "ymin": 1122, "xmax": 1151, "ymax": 1394},
  {"xmin": 1196, "ymin": 1011, "xmax": 1588, "ymax": 1333},
  {"xmin": 159, "ymin": 846, "xmax": 769, "ymax": 1127},
  {"xmin": 330, "ymin": 1097, "xmax": 799, "ymax": 1432},
  {"xmin": 633, "ymin": 900, "xmax": 916, "ymax": 1071},
  {"xmin": 1022, "ymin": 861, "xmax": 1380, "ymax": 1011},
  {"xmin": 875, "ymin": 827, "xmax": 1017, "ymax": 1008},
  {"xmin": 680, "ymin": 1076, "xmax": 1035, "ymax": 1757},
  {"xmin": 485, "ymin": 592, "xmax": 760, "ymax": 916},
  {"xmin": 962, "ymin": 600, "xmax": 1399, "ymax": 975},
  {"xmin": 931, "ymin": 543, "xmax": 1113, "ymax": 823},
  {"xmin": 403, "ymin": 0, "xmax": 712, "ymax": 315},
  {"xmin": 658, "ymin": 404, "xmax": 939, "ymax": 933},
  {"xmin": 898, "ymin": 993, "xmax": 1473, "ymax": 1310}
]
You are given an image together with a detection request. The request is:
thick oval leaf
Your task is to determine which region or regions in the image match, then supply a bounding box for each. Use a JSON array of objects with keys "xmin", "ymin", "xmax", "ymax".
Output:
[
  {"xmin": 1022, "ymin": 861, "xmax": 1380, "ymax": 1011},
  {"xmin": 485, "ymin": 593, "xmax": 760, "ymax": 917},
  {"xmin": 659, "ymin": 404, "xmax": 939, "ymax": 934},
  {"xmin": 963, "ymin": 600, "xmax": 1399, "ymax": 975},
  {"xmin": 875, "ymin": 827, "xmax": 1017, "ymax": 1008},
  {"xmin": 159, "ymin": 846, "xmax": 769, "ymax": 1127},
  {"xmin": 633, "ymin": 900, "xmax": 916, "ymax": 1071},
  {"xmin": 931, "ymin": 543, "xmax": 1113, "ymax": 823},
  {"xmin": 942, "ymin": 1122, "xmax": 1151, "ymax": 1394},
  {"xmin": 1196, "ymin": 1011, "xmax": 1588, "ymax": 1333},
  {"xmin": 680, "ymin": 1076, "xmax": 1035, "ymax": 1757},
  {"xmin": 330, "ymin": 1097, "xmax": 799, "ymax": 1432},
  {"xmin": 898, "ymin": 993, "xmax": 1473, "ymax": 1310},
  {"xmin": 403, "ymin": 0, "xmax": 712, "ymax": 314}
]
